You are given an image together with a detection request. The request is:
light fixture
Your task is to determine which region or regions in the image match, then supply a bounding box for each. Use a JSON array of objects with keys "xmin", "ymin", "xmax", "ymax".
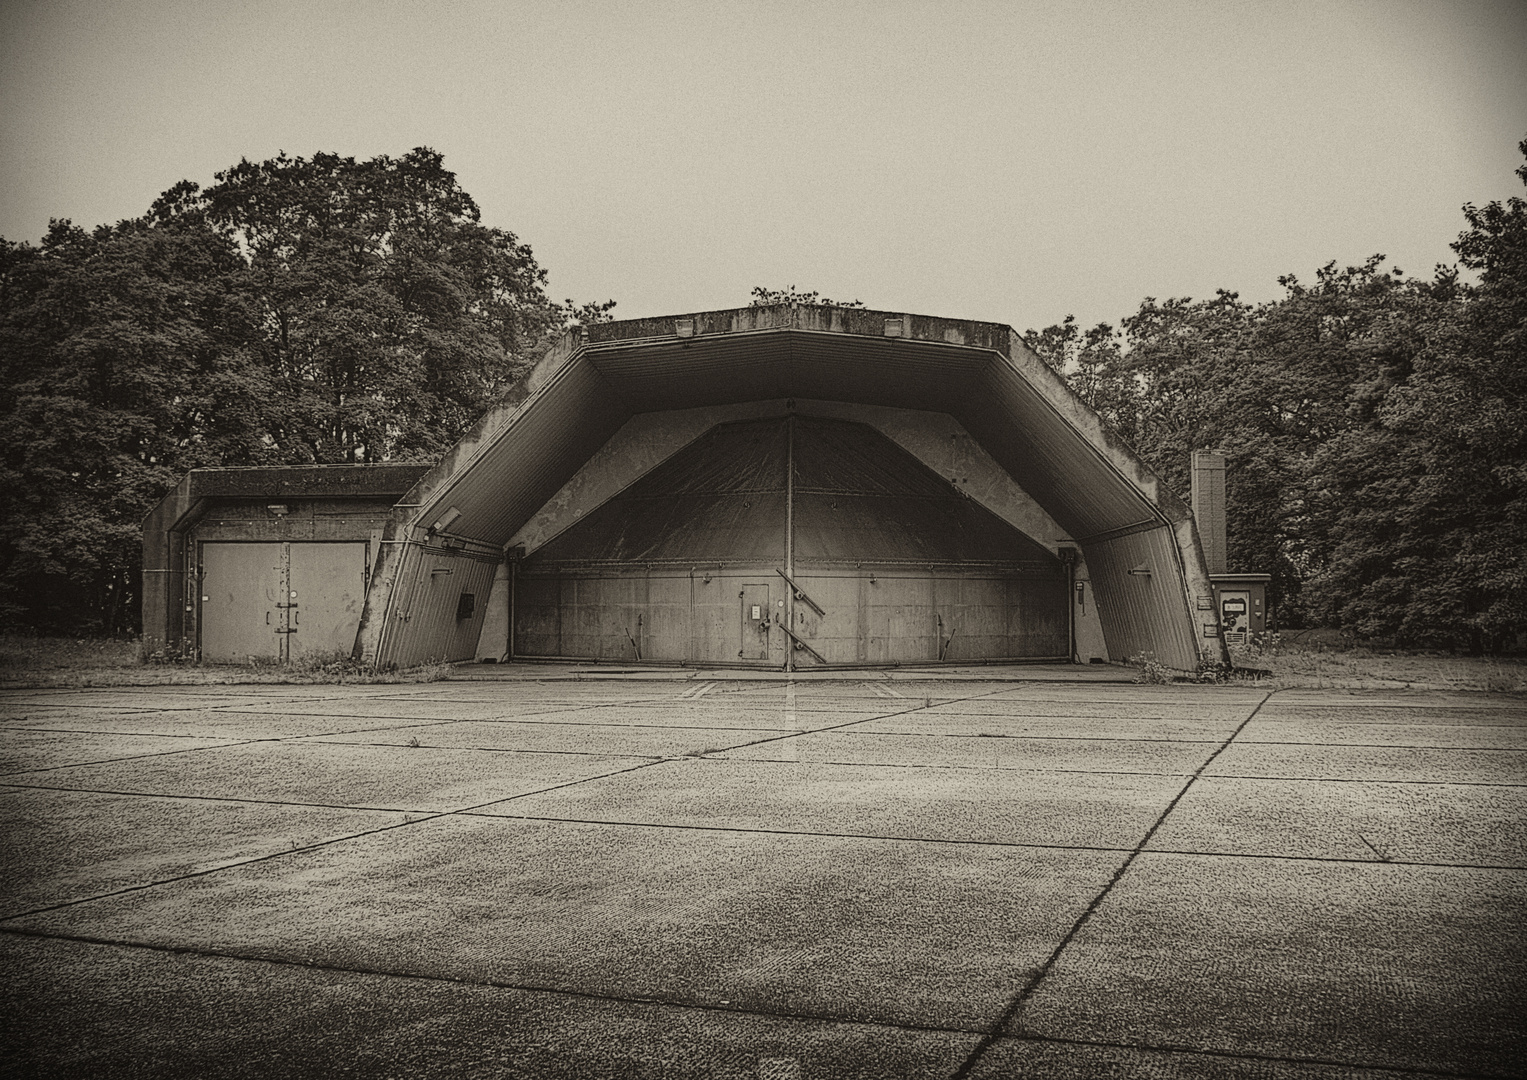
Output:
[
  {"xmin": 429, "ymin": 506, "xmax": 462, "ymax": 535},
  {"xmin": 1128, "ymin": 563, "xmax": 1152, "ymax": 577},
  {"xmin": 266, "ymin": 504, "xmax": 288, "ymax": 516}
]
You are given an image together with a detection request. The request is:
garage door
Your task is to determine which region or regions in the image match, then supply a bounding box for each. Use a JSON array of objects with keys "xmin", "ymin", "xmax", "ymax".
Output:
[{"xmin": 200, "ymin": 542, "xmax": 368, "ymax": 663}]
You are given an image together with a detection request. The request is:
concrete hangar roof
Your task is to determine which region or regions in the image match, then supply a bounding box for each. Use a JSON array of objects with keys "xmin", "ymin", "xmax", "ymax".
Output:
[{"xmin": 357, "ymin": 303, "xmax": 1225, "ymax": 671}]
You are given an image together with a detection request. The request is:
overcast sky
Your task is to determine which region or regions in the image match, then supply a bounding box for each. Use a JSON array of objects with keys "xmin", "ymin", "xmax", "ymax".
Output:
[{"xmin": 3, "ymin": 0, "xmax": 1525, "ymax": 333}]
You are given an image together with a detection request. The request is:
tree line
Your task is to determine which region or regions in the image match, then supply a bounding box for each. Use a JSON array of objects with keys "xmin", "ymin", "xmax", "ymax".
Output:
[
  {"xmin": 1, "ymin": 148, "xmax": 612, "ymax": 634},
  {"xmin": 3, "ymin": 142, "xmax": 1523, "ymax": 650},
  {"xmin": 1025, "ymin": 138, "xmax": 1526, "ymax": 652}
]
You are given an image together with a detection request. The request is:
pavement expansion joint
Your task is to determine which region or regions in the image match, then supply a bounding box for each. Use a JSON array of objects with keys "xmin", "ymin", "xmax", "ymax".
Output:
[
  {"xmin": 1138, "ymin": 846, "xmax": 1527, "ymax": 871},
  {"xmin": 949, "ymin": 690, "xmax": 1273, "ymax": 1080},
  {"xmin": 0, "ymin": 779, "xmax": 440, "ymax": 815},
  {"xmin": 0, "ymin": 724, "xmax": 233, "ymax": 740},
  {"xmin": 710, "ymin": 757, "xmax": 1197, "ymax": 778},
  {"xmin": 453, "ymin": 810, "xmax": 1139, "ymax": 854},
  {"xmin": 0, "ymin": 810, "xmax": 452, "ymax": 923},
  {"xmin": 1244, "ymin": 739, "xmax": 1527, "ymax": 751},
  {"xmin": 450, "ymin": 757, "xmax": 677, "ymax": 814},
  {"xmin": 1207, "ymin": 773, "xmax": 1527, "ymax": 788},
  {"xmin": 0, "ymin": 738, "xmax": 263, "ymax": 777},
  {"xmin": 0, "ymin": 926, "xmax": 988, "ymax": 1038}
]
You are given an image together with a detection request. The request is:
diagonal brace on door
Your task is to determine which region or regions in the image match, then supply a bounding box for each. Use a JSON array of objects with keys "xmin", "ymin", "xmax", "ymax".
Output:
[
  {"xmin": 774, "ymin": 568, "xmax": 826, "ymax": 616},
  {"xmin": 772, "ymin": 615, "xmax": 826, "ymax": 664}
]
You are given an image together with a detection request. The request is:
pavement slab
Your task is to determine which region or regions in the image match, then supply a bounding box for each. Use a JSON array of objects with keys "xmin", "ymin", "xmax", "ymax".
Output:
[
  {"xmin": 855, "ymin": 712, "xmax": 1239, "ymax": 741},
  {"xmin": 967, "ymin": 1037, "xmax": 1432, "ymax": 1079},
  {"xmin": 11, "ymin": 815, "xmax": 1123, "ymax": 1032},
  {"xmin": 2, "ymin": 708, "xmax": 476, "ymax": 741},
  {"xmin": 915, "ymin": 697, "xmax": 1265, "ymax": 722},
  {"xmin": 1206, "ymin": 742, "xmax": 1527, "ymax": 785},
  {"xmin": 489, "ymin": 756, "xmax": 1182, "ymax": 848},
  {"xmin": 720, "ymin": 731, "xmax": 1215, "ymax": 775},
  {"xmin": 0, "ymin": 786, "xmax": 398, "ymax": 916},
  {"xmin": 1268, "ymin": 689, "xmax": 1519, "ymax": 708},
  {"xmin": 1237, "ymin": 715, "xmax": 1527, "ymax": 749},
  {"xmin": 0, "ymin": 728, "xmax": 243, "ymax": 774},
  {"xmin": 13, "ymin": 739, "xmax": 654, "ymax": 812},
  {"xmin": 1254, "ymin": 702, "xmax": 1527, "ymax": 726},
  {"xmin": 214, "ymin": 697, "xmax": 605, "ymax": 722},
  {"xmin": 1146, "ymin": 775, "xmax": 1527, "ymax": 865},
  {"xmin": 551, "ymin": 702, "xmax": 896, "ymax": 730},
  {"xmin": 1009, "ymin": 853, "xmax": 1527, "ymax": 1076},
  {"xmin": 0, "ymin": 689, "xmax": 279, "ymax": 711},
  {"xmin": 315, "ymin": 719, "xmax": 796, "ymax": 758},
  {"xmin": 1, "ymin": 933, "xmax": 981, "ymax": 1079}
]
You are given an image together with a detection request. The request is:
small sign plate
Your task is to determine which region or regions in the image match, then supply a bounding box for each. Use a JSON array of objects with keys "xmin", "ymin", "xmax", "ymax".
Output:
[
  {"xmin": 1196, "ymin": 595, "xmax": 1213, "ymax": 610},
  {"xmin": 1203, "ymin": 623, "xmax": 1221, "ymax": 638}
]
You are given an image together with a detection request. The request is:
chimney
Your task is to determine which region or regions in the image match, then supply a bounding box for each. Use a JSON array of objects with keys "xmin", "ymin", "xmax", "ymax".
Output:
[{"xmin": 1191, "ymin": 450, "xmax": 1227, "ymax": 575}]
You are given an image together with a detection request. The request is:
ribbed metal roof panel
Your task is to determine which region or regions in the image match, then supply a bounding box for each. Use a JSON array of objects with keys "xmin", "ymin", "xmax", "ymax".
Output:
[
  {"xmin": 409, "ymin": 359, "xmax": 627, "ymax": 544},
  {"xmin": 959, "ymin": 358, "xmax": 1160, "ymax": 540},
  {"xmin": 1083, "ymin": 526, "xmax": 1200, "ymax": 670}
]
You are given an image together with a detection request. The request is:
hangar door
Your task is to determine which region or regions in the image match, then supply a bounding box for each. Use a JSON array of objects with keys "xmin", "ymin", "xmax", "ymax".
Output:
[
  {"xmin": 514, "ymin": 416, "xmax": 1067, "ymax": 666},
  {"xmin": 200, "ymin": 542, "xmax": 368, "ymax": 663}
]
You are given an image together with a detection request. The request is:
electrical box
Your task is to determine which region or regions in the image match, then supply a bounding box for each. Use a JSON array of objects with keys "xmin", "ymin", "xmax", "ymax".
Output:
[{"xmin": 1208, "ymin": 573, "xmax": 1271, "ymax": 644}]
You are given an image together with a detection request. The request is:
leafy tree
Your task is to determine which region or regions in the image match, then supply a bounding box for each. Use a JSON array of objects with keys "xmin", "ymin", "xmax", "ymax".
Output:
[
  {"xmin": 0, "ymin": 147, "xmax": 612, "ymax": 634},
  {"xmin": 197, "ymin": 148, "xmax": 602, "ymax": 463},
  {"xmin": 0, "ymin": 212, "xmax": 263, "ymax": 632},
  {"xmin": 1305, "ymin": 140, "xmax": 1527, "ymax": 648}
]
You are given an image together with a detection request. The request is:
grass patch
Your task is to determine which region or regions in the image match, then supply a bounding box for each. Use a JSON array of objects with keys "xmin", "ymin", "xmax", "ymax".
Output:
[
  {"xmin": 1229, "ymin": 635, "xmax": 1527, "ymax": 692},
  {"xmin": 0, "ymin": 635, "xmax": 453, "ymax": 689}
]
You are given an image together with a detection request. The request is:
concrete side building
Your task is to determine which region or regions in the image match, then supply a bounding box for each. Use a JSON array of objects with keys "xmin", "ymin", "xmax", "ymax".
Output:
[
  {"xmin": 144, "ymin": 304, "xmax": 1231, "ymax": 671},
  {"xmin": 141, "ymin": 465, "xmax": 430, "ymax": 663}
]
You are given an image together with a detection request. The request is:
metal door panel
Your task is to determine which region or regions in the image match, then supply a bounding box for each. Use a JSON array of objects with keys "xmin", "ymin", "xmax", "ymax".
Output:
[
  {"xmin": 200, "ymin": 543, "xmax": 281, "ymax": 663},
  {"xmin": 287, "ymin": 543, "xmax": 368, "ymax": 661},
  {"xmin": 739, "ymin": 584, "xmax": 771, "ymax": 661}
]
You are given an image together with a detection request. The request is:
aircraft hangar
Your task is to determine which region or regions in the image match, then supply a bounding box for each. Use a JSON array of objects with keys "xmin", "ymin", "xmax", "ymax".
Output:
[{"xmin": 144, "ymin": 304, "xmax": 1227, "ymax": 673}]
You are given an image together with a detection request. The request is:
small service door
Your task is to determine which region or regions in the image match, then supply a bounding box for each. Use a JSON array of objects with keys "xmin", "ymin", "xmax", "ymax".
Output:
[{"xmin": 739, "ymin": 584, "xmax": 771, "ymax": 661}]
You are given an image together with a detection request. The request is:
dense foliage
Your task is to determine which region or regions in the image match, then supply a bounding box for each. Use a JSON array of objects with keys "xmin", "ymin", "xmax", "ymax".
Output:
[
  {"xmin": 1026, "ymin": 139, "xmax": 1527, "ymax": 651},
  {"xmin": 0, "ymin": 148, "xmax": 611, "ymax": 634}
]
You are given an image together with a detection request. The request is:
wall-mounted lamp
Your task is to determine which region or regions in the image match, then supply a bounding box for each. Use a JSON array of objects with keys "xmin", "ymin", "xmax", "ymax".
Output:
[
  {"xmin": 1128, "ymin": 563, "xmax": 1152, "ymax": 577},
  {"xmin": 430, "ymin": 566, "xmax": 454, "ymax": 576},
  {"xmin": 702, "ymin": 572, "xmax": 712, "ymax": 584},
  {"xmin": 266, "ymin": 504, "xmax": 288, "ymax": 516},
  {"xmin": 429, "ymin": 506, "xmax": 462, "ymax": 535}
]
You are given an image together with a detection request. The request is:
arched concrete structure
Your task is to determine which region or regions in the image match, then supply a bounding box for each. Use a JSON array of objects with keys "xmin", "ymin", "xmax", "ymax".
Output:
[{"xmin": 353, "ymin": 304, "xmax": 1227, "ymax": 672}]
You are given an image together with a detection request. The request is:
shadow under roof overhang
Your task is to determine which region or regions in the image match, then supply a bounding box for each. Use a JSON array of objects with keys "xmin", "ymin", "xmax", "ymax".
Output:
[{"xmin": 392, "ymin": 306, "xmax": 1184, "ymax": 550}]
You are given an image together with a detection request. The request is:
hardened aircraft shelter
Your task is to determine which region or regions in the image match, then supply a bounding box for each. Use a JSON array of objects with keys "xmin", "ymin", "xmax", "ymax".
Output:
[
  {"xmin": 342, "ymin": 304, "xmax": 1224, "ymax": 672},
  {"xmin": 143, "ymin": 305, "xmax": 1226, "ymax": 671}
]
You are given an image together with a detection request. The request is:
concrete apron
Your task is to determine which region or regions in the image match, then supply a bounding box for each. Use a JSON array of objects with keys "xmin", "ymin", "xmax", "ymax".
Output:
[{"xmin": 2, "ymin": 680, "xmax": 1522, "ymax": 1078}]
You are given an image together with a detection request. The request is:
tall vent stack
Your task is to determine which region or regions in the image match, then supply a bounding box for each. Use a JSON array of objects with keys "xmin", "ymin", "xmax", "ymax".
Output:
[{"xmin": 1191, "ymin": 449, "xmax": 1227, "ymax": 575}]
